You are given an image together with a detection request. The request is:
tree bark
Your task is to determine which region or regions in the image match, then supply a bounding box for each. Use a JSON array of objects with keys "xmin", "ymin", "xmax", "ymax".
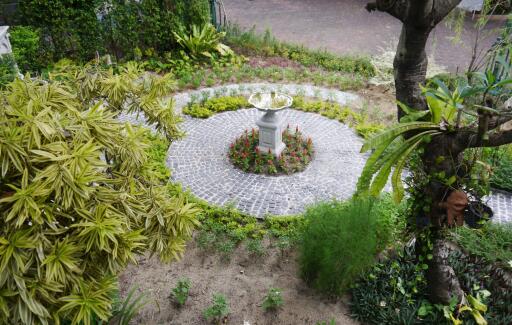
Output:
[
  {"xmin": 366, "ymin": 0, "xmax": 466, "ymax": 304},
  {"xmin": 394, "ymin": 25, "xmax": 430, "ymax": 119}
]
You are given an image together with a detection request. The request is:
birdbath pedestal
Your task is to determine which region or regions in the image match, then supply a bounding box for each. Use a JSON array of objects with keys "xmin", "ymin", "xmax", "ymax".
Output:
[{"xmin": 248, "ymin": 92, "xmax": 293, "ymax": 157}]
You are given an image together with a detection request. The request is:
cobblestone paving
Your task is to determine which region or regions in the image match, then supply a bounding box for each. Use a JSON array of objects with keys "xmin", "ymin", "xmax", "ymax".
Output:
[{"xmin": 119, "ymin": 83, "xmax": 512, "ymax": 222}]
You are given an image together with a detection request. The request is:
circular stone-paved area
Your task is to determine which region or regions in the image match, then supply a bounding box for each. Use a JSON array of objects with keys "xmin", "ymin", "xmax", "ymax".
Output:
[
  {"xmin": 169, "ymin": 108, "xmax": 366, "ymax": 216},
  {"xmin": 119, "ymin": 83, "xmax": 512, "ymax": 222}
]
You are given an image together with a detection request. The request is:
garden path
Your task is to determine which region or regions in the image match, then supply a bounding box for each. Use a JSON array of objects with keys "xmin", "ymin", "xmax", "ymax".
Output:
[{"xmin": 119, "ymin": 83, "xmax": 512, "ymax": 222}]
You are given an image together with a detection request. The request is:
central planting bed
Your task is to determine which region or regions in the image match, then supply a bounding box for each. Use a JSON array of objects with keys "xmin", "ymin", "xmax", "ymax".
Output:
[
  {"xmin": 164, "ymin": 84, "xmax": 367, "ymax": 217},
  {"xmin": 229, "ymin": 126, "xmax": 314, "ymax": 175}
]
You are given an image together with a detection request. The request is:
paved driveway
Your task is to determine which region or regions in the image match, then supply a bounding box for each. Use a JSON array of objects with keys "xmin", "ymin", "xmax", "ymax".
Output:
[{"xmin": 223, "ymin": 0, "xmax": 505, "ymax": 72}]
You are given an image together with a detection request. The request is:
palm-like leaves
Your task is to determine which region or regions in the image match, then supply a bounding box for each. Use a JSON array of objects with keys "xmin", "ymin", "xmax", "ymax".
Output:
[
  {"xmin": 0, "ymin": 62, "xmax": 199, "ymax": 324},
  {"xmin": 356, "ymin": 122, "xmax": 440, "ymax": 202},
  {"xmin": 173, "ymin": 24, "xmax": 234, "ymax": 60}
]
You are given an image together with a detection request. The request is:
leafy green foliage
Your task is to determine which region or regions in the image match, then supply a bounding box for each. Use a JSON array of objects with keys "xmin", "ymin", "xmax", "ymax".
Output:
[
  {"xmin": 17, "ymin": 0, "xmax": 211, "ymax": 64},
  {"xmin": 451, "ymin": 224, "xmax": 512, "ymax": 269},
  {"xmin": 292, "ymin": 96, "xmax": 384, "ymax": 138},
  {"xmin": 0, "ymin": 54, "xmax": 17, "ymax": 87},
  {"xmin": 229, "ymin": 127, "xmax": 314, "ymax": 175},
  {"xmin": 0, "ymin": 62, "xmax": 199, "ymax": 324},
  {"xmin": 245, "ymin": 238, "xmax": 265, "ymax": 257},
  {"xmin": 183, "ymin": 95, "xmax": 248, "ymax": 118},
  {"xmin": 299, "ymin": 197, "xmax": 379, "ymax": 296},
  {"xmin": 110, "ymin": 287, "xmax": 148, "ymax": 325},
  {"xmin": 174, "ymin": 24, "xmax": 234, "ymax": 60},
  {"xmin": 171, "ymin": 278, "xmax": 191, "ymax": 306},
  {"xmin": 203, "ymin": 293, "xmax": 230, "ymax": 324},
  {"xmin": 19, "ymin": 0, "xmax": 104, "ymax": 62},
  {"xmin": 225, "ymin": 26, "xmax": 376, "ymax": 77},
  {"xmin": 351, "ymin": 245, "xmax": 512, "ymax": 325},
  {"xmin": 9, "ymin": 26, "xmax": 43, "ymax": 72},
  {"xmin": 487, "ymin": 146, "xmax": 512, "ymax": 191},
  {"xmin": 262, "ymin": 288, "xmax": 284, "ymax": 311},
  {"xmin": 356, "ymin": 121, "xmax": 440, "ymax": 203}
]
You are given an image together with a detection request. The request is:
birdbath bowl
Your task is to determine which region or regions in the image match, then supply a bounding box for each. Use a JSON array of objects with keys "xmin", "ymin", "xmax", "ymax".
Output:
[{"xmin": 248, "ymin": 91, "xmax": 293, "ymax": 157}]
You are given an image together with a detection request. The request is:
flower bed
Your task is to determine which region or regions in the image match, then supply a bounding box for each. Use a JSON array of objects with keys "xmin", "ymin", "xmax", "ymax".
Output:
[{"xmin": 229, "ymin": 126, "xmax": 314, "ymax": 175}]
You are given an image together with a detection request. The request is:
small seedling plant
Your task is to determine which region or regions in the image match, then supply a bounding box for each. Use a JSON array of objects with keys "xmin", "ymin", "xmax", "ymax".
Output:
[
  {"xmin": 170, "ymin": 278, "xmax": 191, "ymax": 306},
  {"xmin": 262, "ymin": 287, "xmax": 284, "ymax": 311},
  {"xmin": 203, "ymin": 293, "xmax": 230, "ymax": 324}
]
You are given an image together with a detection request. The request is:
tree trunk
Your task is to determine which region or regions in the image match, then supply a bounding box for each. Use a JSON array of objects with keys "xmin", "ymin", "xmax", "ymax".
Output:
[
  {"xmin": 394, "ymin": 25, "xmax": 430, "ymax": 120},
  {"xmin": 420, "ymin": 135, "xmax": 466, "ymax": 304}
]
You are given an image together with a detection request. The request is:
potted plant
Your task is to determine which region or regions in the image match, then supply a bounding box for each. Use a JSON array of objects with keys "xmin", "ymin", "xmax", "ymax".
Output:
[{"xmin": 464, "ymin": 200, "xmax": 494, "ymax": 228}]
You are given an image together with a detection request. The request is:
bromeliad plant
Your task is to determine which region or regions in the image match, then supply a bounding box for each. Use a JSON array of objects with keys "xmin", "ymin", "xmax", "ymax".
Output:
[
  {"xmin": 173, "ymin": 24, "xmax": 234, "ymax": 61},
  {"xmin": 0, "ymin": 61, "xmax": 200, "ymax": 324}
]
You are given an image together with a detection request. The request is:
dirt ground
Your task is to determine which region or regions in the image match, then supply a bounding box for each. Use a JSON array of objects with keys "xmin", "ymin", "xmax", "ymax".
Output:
[{"xmin": 120, "ymin": 238, "xmax": 359, "ymax": 325}]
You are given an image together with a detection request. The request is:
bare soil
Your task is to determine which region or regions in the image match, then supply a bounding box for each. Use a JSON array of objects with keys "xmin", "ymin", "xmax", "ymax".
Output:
[
  {"xmin": 354, "ymin": 84, "xmax": 398, "ymax": 126},
  {"xmin": 120, "ymin": 238, "xmax": 359, "ymax": 325}
]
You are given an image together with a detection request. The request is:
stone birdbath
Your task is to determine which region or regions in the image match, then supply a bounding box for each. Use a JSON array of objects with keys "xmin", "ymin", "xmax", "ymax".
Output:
[{"xmin": 248, "ymin": 91, "xmax": 293, "ymax": 157}]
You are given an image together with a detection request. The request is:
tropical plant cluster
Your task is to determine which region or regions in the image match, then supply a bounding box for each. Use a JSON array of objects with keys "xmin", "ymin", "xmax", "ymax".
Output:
[
  {"xmin": 229, "ymin": 127, "xmax": 314, "ymax": 175},
  {"xmin": 350, "ymin": 244, "xmax": 512, "ymax": 324},
  {"xmin": 15, "ymin": 0, "xmax": 211, "ymax": 66},
  {"xmin": 0, "ymin": 62, "xmax": 200, "ymax": 324}
]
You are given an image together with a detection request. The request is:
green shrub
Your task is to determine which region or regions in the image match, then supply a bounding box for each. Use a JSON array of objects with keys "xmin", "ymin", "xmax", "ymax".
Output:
[
  {"xmin": 18, "ymin": 0, "xmax": 211, "ymax": 63},
  {"xmin": 0, "ymin": 62, "xmax": 199, "ymax": 324},
  {"xmin": 19, "ymin": 0, "xmax": 104, "ymax": 62},
  {"xmin": 203, "ymin": 293, "xmax": 230, "ymax": 324},
  {"xmin": 489, "ymin": 146, "xmax": 512, "ymax": 191},
  {"xmin": 262, "ymin": 288, "xmax": 284, "ymax": 311},
  {"xmin": 183, "ymin": 95, "xmax": 248, "ymax": 118},
  {"xmin": 451, "ymin": 223, "xmax": 512, "ymax": 268},
  {"xmin": 0, "ymin": 54, "xmax": 17, "ymax": 87},
  {"xmin": 171, "ymin": 278, "xmax": 192, "ymax": 306},
  {"xmin": 299, "ymin": 197, "xmax": 378, "ymax": 295},
  {"xmin": 9, "ymin": 26, "xmax": 43, "ymax": 72},
  {"xmin": 245, "ymin": 238, "xmax": 265, "ymax": 256},
  {"xmin": 372, "ymin": 193, "xmax": 407, "ymax": 251},
  {"xmin": 351, "ymin": 245, "xmax": 512, "ymax": 324},
  {"xmin": 183, "ymin": 103, "xmax": 214, "ymax": 118}
]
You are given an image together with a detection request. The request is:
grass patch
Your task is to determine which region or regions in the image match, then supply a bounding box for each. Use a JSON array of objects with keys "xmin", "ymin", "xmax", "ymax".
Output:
[{"xmin": 450, "ymin": 223, "xmax": 512, "ymax": 269}]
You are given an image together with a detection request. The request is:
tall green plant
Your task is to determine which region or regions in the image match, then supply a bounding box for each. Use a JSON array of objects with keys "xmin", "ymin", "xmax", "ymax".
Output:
[
  {"xmin": 299, "ymin": 197, "xmax": 378, "ymax": 296},
  {"xmin": 0, "ymin": 61, "xmax": 199, "ymax": 324}
]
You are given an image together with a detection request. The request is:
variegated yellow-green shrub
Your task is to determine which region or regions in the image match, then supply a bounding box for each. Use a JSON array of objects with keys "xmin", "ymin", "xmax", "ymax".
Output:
[{"xmin": 0, "ymin": 61, "xmax": 200, "ymax": 324}]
